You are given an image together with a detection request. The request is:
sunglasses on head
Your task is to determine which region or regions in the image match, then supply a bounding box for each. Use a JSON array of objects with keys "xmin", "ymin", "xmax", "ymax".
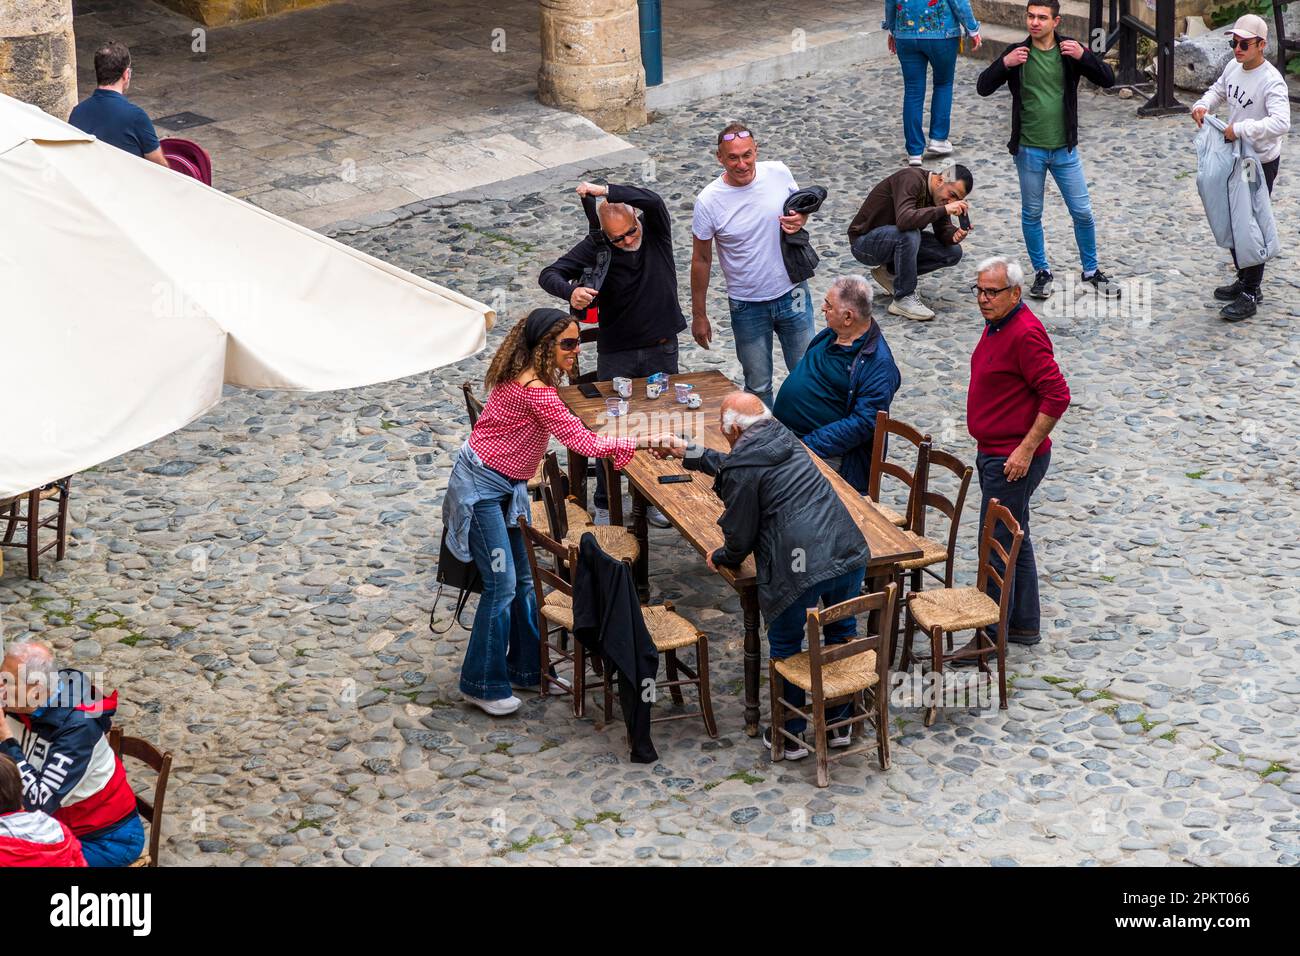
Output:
[
  {"xmin": 720, "ymin": 130, "xmax": 753, "ymax": 143},
  {"xmin": 556, "ymin": 337, "xmax": 580, "ymax": 352},
  {"xmin": 1230, "ymin": 36, "xmax": 1260, "ymax": 49}
]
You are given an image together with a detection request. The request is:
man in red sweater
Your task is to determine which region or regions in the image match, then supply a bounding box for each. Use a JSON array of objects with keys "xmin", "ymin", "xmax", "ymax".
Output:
[{"xmin": 966, "ymin": 255, "xmax": 1070, "ymax": 648}]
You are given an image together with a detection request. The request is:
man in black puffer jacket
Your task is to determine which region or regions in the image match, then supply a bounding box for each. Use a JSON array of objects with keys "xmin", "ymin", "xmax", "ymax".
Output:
[{"xmin": 656, "ymin": 392, "xmax": 870, "ymax": 758}]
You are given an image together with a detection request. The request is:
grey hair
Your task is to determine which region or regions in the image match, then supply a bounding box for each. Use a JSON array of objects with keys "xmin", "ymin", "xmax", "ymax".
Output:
[
  {"xmin": 2, "ymin": 637, "xmax": 57, "ymax": 683},
  {"xmin": 830, "ymin": 275, "xmax": 873, "ymax": 321},
  {"xmin": 976, "ymin": 255, "xmax": 1024, "ymax": 289},
  {"xmin": 721, "ymin": 404, "xmax": 772, "ymax": 433}
]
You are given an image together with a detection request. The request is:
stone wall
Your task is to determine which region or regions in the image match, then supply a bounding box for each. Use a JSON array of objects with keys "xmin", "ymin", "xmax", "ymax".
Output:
[
  {"xmin": 0, "ymin": 0, "xmax": 77, "ymax": 118},
  {"xmin": 151, "ymin": 0, "xmax": 333, "ymax": 28}
]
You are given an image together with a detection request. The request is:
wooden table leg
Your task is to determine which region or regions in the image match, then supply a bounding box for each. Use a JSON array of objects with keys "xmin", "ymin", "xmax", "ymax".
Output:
[
  {"xmin": 630, "ymin": 487, "xmax": 650, "ymax": 604},
  {"xmin": 568, "ymin": 452, "xmax": 588, "ymax": 508},
  {"xmin": 741, "ymin": 585, "xmax": 761, "ymax": 737}
]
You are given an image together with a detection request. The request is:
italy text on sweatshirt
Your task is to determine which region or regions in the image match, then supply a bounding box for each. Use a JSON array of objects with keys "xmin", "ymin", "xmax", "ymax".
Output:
[{"xmin": 1194, "ymin": 58, "xmax": 1292, "ymax": 163}]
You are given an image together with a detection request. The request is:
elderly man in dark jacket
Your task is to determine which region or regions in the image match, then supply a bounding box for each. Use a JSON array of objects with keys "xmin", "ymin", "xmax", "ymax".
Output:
[
  {"xmin": 657, "ymin": 392, "xmax": 870, "ymax": 758},
  {"xmin": 774, "ymin": 276, "xmax": 901, "ymax": 493}
]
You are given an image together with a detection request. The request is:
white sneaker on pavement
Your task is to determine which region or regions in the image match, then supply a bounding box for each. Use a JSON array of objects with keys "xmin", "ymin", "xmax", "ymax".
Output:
[
  {"xmin": 464, "ymin": 694, "xmax": 521, "ymax": 716},
  {"xmin": 907, "ymin": 155, "xmax": 923, "ymax": 167},
  {"xmin": 513, "ymin": 675, "xmax": 572, "ymax": 697},
  {"xmin": 925, "ymin": 139, "xmax": 954, "ymax": 157},
  {"xmin": 888, "ymin": 293, "xmax": 936, "ymax": 322},
  {"xmin": 646, "ymin": 506, "xmax": 671, "ymax": 529}
]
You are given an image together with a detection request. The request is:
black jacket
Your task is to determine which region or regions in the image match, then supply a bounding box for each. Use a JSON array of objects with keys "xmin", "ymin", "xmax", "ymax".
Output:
[
  {"xmin": 684, "ymin": 419, "xmax": 870, "ymax": 622},
  {"xmin": 976, "ymin": 34, "xmax": 1116, "ymax": 155},
  {"xmin": 538, "ymin": 183, "xmax": 687, "ymax": 353},
  {"xmin": 572, "ymin": 533, "xmax": 659, "ymax": 763},
  {"xmin": 780, "ymin": 186, "xmax": 827, "ymax": 284}
]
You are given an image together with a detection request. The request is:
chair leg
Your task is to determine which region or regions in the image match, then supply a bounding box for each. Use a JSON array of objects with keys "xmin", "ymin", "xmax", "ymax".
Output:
[
  {"xmin": 696, "ymin": 637, "xmax": 718, "ymax": 738},
  {"xmin": 812, "ymin": 690, "xmax": 830, "ymax": 788},
  {"xmin": 572, "ymin": 641, "xmax": 587, "ymax": 718},
  {"xmin": 768, "ymin": 662, "xmax": 784, "ymax": 761},
  {"xmin": 2, "ymin": 499, "xmax": 17, "ymax": 544},
  {"xmin": 924, "ymin": 626, "xmax": 943, "ymax": 727},
  {"xmin": 996, "ymin": 622, "xmax": 1009, "ymax": 709},
  {"xmin": 26, "ymin": 490, "xmax": 39, "ymax": 580},
  {"xmin": 899, "ymin": 600, "xmax": 917, "ymax": 673},
  {"xmin": 55, "ymin": 483, "xmax": 70, "ymax": 561},
  {"xmin": 876, "ymin": 685, "xmax": 891, "ymax": 770},
  {"xmin": 665, "ymin": 651, "xmax": 685, "ymax": 707},
  {"xmin": 602, "ymin": 660, "xmax": 614, "ymax": 730}
]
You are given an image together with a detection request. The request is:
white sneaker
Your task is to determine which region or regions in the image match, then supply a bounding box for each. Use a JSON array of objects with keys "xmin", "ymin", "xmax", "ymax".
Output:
[
  {"xmin": 646, "ymin": 506, "xmax": 671, "ymax": 529},
  {"xmin": 464, "ymin": 694, "xmax": 521, "ymax": 716},
  {"xmin": 907, "ymin": 155, "xmax": 923, "ymax": 167},
  {"xmin": 829, "ymin": 725, "xmax": 853, "ymax": 749},
  {"xmin": 764, "ymin": 725, "xmax": 809, "ymax": 760},
  {"xmin": 871, "ymin": 264, "xmax": 894, "ymax": 296},
  {"xmin": 592, "ymin": 507, "xmax": 610, "ymax": 526},
  {"xmin": 888, "ymin": 293, "xmax": 936, "ymax": 322},
  {"xmin": 925, "ymin": 139, "xmax": 953, "ymax": 157}
]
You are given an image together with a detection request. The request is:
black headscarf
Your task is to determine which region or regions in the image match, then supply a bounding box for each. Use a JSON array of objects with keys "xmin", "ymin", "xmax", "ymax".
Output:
[{"xmin": 523, "ymin": 307, "xmax": 571, "ymax": 352}]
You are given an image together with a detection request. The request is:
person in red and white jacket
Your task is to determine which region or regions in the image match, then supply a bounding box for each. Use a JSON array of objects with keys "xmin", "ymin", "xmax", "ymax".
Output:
[
  {"xmin": 0, "ymin": 754, "xmax": 87, "ymax": 867},
  {"xmin": 965, "ymin": 256, "xmax": 1070, "ymax": 651},
  {"xmin": 442, "ymin": 308, "xmax": 677, "ymax": 717},
  {"xmin": 0, "ymin": 640, "xmax": 143, "ymax": 867}
]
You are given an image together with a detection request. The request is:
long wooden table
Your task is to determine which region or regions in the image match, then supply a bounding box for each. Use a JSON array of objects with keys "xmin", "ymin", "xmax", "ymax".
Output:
[{"xmin": 558, "ymin": 370, "xmax": 922, "ymax": 737}]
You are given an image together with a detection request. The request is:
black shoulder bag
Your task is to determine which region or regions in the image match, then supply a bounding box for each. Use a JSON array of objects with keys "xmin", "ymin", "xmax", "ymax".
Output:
[{"xmin": 431, "ymin": 527, "xmax": 482, "ymax": 633}]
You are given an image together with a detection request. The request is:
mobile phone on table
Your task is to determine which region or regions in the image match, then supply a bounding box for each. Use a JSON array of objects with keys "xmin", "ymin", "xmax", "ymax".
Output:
[
  {"xmin": 658, "ymin": 474, "xmax": 692, "ymax": 484},
  {"xmin": 578, "ymin": 382, "xmax": 602, "ymax": 399}
]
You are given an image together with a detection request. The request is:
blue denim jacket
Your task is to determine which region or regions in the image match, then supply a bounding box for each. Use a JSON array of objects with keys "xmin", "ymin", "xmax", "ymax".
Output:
[
  {"xmin": 441, "ymin": 440, "xmax": 532, "ymax": 562},
  {"xmin": 884, "ymin": 0, "xmax": 980, "ymax": 39}
]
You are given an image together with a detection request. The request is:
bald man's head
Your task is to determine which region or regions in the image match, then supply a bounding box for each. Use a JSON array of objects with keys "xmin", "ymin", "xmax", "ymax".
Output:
[
  {"xmin": 0, "ymin": 638, "xmax": 56, "ymax": 714},
  {"xmin": 598, "ymin": 201, "xmax": 642, "ymax": 251},
  {"xmin": 719, "ymin": 391, "xmax": 771, "ymax": 447}
]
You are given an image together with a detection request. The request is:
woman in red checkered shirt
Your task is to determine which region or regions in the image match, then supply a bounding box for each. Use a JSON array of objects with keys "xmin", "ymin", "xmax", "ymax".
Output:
[{"xmin": 444, "ymin": 308, "xmax": 674, "ymax": 716}]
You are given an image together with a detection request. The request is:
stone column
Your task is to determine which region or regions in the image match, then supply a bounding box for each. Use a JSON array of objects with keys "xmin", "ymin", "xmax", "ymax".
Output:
[
  {"xmin": 0, "ymin": 0, "xmax": 77, "ymax": 119},
  {"xmin": 538, "ymin": 0, "xmax": 646, "ymax": 132}
]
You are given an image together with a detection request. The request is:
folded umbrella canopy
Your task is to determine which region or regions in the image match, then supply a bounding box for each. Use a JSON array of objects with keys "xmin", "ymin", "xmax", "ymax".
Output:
[{"xmin": 0, "ymin": 93, "xmax": 492, "ymax": 499}]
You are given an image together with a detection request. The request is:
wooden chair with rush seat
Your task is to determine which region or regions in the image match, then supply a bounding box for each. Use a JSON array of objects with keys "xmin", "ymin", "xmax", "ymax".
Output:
[
  {"xmin": 108, "ymin": 727, "xmax": 173, "ymax": 867},
  {"xmin": 864, "ymin": 411, "xmax": 931, "ymax": 531},
  {"xmin": 518, "ymin": 518, "xmax": 717, "ymax": 737},
  {"xmin": 902, "ymin": 499, "xmax": 1024, "ymax": 727},
  {"xmin": 770, "ymin": 583, "xmax": 899, "ymax": 788},
  {"xmin": 540, "ymin": 455, "xmax": 638, "ymax": 564},
  {"xmin": 1, "ymin": 478, "xmax": 72, "ymax": 581}
]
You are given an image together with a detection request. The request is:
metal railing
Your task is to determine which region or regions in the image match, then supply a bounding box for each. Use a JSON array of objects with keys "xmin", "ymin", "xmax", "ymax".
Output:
[{"xmin": 1089, "ymin": 0, "xmax": 1186, "ymax": 114}]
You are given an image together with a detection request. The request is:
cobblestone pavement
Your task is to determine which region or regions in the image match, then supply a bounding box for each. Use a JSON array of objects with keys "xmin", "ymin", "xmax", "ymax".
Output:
[{"xmin": 5, "ymin": 56, "xmax": 1299, "ymax": 867}]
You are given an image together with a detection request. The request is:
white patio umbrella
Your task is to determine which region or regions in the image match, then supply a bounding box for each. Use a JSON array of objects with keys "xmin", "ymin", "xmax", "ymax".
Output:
[{"xmin": 0, "ymin": 92, "xmax": 492, "ymax": 500}]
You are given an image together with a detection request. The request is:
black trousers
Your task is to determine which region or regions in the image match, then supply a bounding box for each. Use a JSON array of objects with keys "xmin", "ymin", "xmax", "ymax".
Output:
[
  {"xmin": 593, "ymin": 338, "xmax": 680, "ymax": 510},
  {"xmin": 1231, "ymin": 157, "xmax": 1280, "ymax": 291}
]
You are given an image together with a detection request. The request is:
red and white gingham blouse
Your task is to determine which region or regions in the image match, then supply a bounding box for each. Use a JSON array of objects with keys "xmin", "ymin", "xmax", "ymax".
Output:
[{"xmin": 469, "ymin": 382, "xmax": 637, "ymax": 481}]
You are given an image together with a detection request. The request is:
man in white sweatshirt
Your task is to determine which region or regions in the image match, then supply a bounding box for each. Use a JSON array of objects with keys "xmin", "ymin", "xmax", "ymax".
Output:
[{"xmin": 1192, "ymin": 14, "xmax": 1292, "ymax": 322}]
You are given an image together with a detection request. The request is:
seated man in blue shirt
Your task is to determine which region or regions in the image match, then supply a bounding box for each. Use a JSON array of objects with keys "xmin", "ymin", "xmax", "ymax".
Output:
[
  {"xmin": 68, "ymin": 41, "xmax": 169, "ymax": 168},
  {"xmin": 773, "ymin": 275, "xmax": 902, "ymax": 493}
]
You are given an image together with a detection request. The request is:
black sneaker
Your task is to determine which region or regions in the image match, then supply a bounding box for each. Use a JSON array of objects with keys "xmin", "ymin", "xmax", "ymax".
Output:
[
  {"xmin": 764, "ymin": 725, "xmax": 809, "ymax": 760},
  {"xmin": 1081, "ymin": 269, "xmax": 1121, "ymax": 300},
  {"xmin": 1029, "ymin": 269, "xmax": 1054, "ymax": 299},
  {"xmin": 1214, "ymin": 280, "xmax": 1263, "ymax": 304},
  {"xmin": 1214, "ymin": 277, "xmax": 1244, "ymax": 301},
  {"xmin": 1220, "ymin": 291, "xmax": 1257, "ymax": 322}
]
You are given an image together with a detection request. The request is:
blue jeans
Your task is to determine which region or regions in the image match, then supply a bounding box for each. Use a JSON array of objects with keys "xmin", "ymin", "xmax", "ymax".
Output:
[
  {"xmin": 79, "ymin": 813, "xmax": 146, "ymax": 867},
  {"xmin": 851, "ymin": 227, "xmax": 963, "ymax": 299},
  {"xmin": 976, "ymin": 450, "xmax": 1050, "ymax": 635},
  {"xmin": 895, "ymin": 37, "xmax": 959, "ymax": 158},
  {"xmin": 767, "ymin": 566, "xmax": 866, "ymax": 735},
  {"xmin": 1014, "ymin": 146, "xmax": 1098, "ymax": 274},
  {"xmin": 458, "ymin": 477, "xmax": 541, "ymax": 700},
  {"xmin": 728, "ymin": 281, "xmax": 815, "ymax": 408}
]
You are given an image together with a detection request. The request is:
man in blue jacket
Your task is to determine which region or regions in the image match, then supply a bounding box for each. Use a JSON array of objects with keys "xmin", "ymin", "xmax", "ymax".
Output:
[{"xmin": 773, "ymin": 276, "xmax": 901, "ymax": 493}]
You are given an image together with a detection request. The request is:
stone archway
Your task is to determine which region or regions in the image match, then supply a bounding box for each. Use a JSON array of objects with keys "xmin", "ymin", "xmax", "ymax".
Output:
[
  {"xmin": 538, "ymin": 0, "xmax": 646, "ymax": 132},
  {"xmin": 0, "ymin": 0, "xmax": 77, "ymax": 118}
]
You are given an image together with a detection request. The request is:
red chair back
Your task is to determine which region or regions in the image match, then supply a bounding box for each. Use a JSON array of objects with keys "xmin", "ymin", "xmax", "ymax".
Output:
[{"xmin": 160, "ymin": 138, "xmax": 212, "ymax": 186}]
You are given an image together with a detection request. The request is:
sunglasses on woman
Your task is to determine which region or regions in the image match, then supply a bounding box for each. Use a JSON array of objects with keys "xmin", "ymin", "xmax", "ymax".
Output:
[{"xmin": 556, "ymin": 337, "xmax": 581, "ymax": 351}]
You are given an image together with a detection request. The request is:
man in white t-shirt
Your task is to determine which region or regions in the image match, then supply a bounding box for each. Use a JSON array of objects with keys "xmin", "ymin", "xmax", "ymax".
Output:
[
  {"xmin": 1192, "ymin": 13, "xmax": 1291, "ymax": 322},
  {"xmin": 691, "ymin": 123, "xmax": 817, "ymax": 407}
]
